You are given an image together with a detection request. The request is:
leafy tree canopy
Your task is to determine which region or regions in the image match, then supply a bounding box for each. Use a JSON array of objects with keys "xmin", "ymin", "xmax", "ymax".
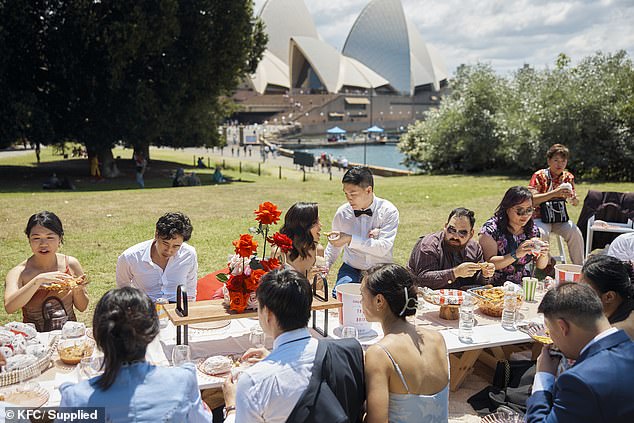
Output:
[
  {"xmin": 0, "ymin": 0, "xmax": 267, "ymax": 153},
  {"xmin": 399, "ymin": 51, "xmax": 634, "ymax": 181}
]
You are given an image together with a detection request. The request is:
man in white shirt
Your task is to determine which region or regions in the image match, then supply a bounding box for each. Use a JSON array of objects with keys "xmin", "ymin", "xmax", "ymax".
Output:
[
  {"xmin": 222, "ymin": 268, "xmax": 365, "ymax": 423},
  {"xmin": 325, "ymin": 166, "xmax": 399, "ymax": 296},
  {"xmin": 116, "ymin": 212, "xmax": 197, "ymax": 302},
  {"xmin": 527, "ymin": 282, "xmax": 634, "ymax": 423}
]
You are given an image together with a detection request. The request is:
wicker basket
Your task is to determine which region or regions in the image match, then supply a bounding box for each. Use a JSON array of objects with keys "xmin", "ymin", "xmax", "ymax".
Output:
[
  {"xmin": 468, "ymin": 286, "xmax": 522, "ymax": 318},
  {"xmin": 0, "ymin": 335, "xmax": 57, "ymax": 387}
]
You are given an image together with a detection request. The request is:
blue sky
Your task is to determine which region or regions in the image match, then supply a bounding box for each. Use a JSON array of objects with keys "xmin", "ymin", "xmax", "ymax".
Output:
[{"xmin": 253, "ymin": 0, "xmax": 634, "ymax": 75}]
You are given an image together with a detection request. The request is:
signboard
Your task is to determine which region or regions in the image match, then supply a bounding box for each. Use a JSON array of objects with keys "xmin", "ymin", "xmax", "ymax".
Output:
[{"xmin": 293, "ymin": 151, "xmax": 314, "ymax": 167}]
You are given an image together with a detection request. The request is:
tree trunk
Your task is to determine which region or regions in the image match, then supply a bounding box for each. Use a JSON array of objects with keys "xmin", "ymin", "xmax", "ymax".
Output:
[{"xmin": 98, "ymin": 148, "xmax": 120, "ymax": 178}]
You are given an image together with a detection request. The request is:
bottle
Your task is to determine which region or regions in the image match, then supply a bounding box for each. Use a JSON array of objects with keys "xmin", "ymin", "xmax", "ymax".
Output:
[
  {"xmin": 501, "ymin": 285, "xmax": 517, "ymax": 330},
  {"xmin": 458, "ymin": 294, "xmax": 474, "ymax": 343}
]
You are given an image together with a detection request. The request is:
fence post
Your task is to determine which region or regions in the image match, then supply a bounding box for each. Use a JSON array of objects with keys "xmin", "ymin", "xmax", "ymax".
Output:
[
  {"xmin": 278, "ymin": 166, "xmax": 282, "ymax": 180},
  {"xmin": 302, "ymin": 167, "xmax": 306, "ymax": 182},
  {"xmin": 258, "ymin": 163, "xmax": 261, "ymax": 176},
  {"xmin": 239, "ymin": 162, "xmax": 242, "ymax": 173},
  {"xmin": 207, "ymin": 157, "xmax": 210, "ymax": 168},
  {"xmin": 193, "ymin": 155, "xmax": 196, "ymax": 166}
]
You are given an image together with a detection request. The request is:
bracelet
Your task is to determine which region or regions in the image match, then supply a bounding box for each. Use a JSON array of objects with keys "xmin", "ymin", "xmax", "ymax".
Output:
[
  {"xmin": 224, "ymin": 405, "xmax": 236, "ymax": 417},
  {"xmin": 510, "ymin": 251, "xmax": 518, "ymax": 262}
]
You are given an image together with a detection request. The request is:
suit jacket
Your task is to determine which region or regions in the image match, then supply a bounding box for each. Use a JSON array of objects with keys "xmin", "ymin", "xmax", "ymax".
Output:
[
  {"xmin": 286, "ymin": 338, "xmax": 365, "ymax": 423},
  {"xmin": 526, "ymin": 330, "xmax": 634, "ymax": 423}
]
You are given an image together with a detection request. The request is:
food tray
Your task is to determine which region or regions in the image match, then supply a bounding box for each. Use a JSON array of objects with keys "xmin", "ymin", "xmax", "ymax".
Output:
[
  {"xmin": 468, "ymin": 286, "xmax": 523, "ymax": 318},
  {"xmin": 0, "ymin": 335, "xmax": 57, "ymax": 387}
]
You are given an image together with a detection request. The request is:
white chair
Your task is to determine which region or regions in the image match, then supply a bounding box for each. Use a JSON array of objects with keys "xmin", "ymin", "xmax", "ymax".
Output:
[{"xmin": 585, "ymin": 215, "xmax": 634, "ymax": 258}]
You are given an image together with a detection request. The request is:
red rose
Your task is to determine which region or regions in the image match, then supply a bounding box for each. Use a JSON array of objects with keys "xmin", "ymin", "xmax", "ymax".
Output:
[
  {"xmin": 233, "ymin": 234, "xmax": 258, "ymax": 258},
  {"xmin": 267, "ymin": 232, "xmax": 293, "ymax": 253},
  {"xmin": 226, "ymin": 274, "xmax": 247, "ymax": 291},
  {"xmin": 229, "ymin": 291, "xmax": 248, "ymax": 313},
  {"xmin": 254, "ymin": 202, "xmax": 281, "ymax": 225},
  {"xmin": 246, "ymin": 269, "xmax": 266, "ymax": 291},
  {"xmin": 261, "ymin": 257, "xmax": 281, "ymax": 271}
]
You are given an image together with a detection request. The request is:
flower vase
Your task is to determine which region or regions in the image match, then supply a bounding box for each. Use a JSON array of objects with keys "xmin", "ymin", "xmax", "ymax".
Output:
[{"xmin": 222, "ymin": 286, "xmax": 258, "ymax": 312}]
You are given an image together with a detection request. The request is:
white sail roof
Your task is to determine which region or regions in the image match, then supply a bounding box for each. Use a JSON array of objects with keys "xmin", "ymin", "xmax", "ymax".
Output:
[
  {"xmin": 342, "ymin": 0, "xmax": 447, "ymax": 94},
  {"xmin": 259, "ymin": 0, "xmax": 318, "ymax": 65},
  {"xmin": 250, "ymin": 50, "xmax": 290, "ymax": 93}
]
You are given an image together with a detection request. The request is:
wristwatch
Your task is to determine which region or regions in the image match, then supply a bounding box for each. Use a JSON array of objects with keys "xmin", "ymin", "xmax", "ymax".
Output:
[{"xmin": 510, "ymin": 251, "xmax": 518, "ymax": 262}]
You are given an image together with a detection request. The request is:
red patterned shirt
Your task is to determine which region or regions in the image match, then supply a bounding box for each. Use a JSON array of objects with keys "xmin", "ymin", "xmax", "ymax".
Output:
[{"xmin": 529, "ymin": 168, "xmax": 576, "ymax": 219}]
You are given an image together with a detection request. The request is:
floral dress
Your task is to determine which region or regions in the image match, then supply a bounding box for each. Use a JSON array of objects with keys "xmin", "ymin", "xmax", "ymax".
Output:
[{"xmin": 479, "ymin": 215, "xmax": 540, "ymax": 285}]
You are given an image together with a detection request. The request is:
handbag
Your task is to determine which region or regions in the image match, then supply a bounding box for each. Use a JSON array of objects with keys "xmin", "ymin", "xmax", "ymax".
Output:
[
  {"xmin": 540, "ymin": 170, "xmax": 570, "ymax": 223},
  {"xmin": 42, "ymin": 296, "xmax": 69, "ymax": 332}
]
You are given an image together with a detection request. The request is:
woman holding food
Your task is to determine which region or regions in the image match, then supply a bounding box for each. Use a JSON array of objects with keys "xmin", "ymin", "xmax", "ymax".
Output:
[
  {"xmin": 59, "ymin": 287, "xmax": 211, "ymax": 422},
  {"xmin": 479, "ymin": 186, "xmax": 550, "ymax": 285},
  {"xmin": 4, "ymin": 211, "xmax": 89, "ymax": 331}
]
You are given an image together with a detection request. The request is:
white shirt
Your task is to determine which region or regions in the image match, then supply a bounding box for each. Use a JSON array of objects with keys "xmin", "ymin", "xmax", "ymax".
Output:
[
  {"xmin": 532, "ymin": 327, "xmax": 619, "ymax": 394},
  {"xmin": 115, "ymin": 239, "xmax": 198, "ymax": 302},
  {"xmin": 324, "ymin": 195, "xmax": 399, "ymax": 271},
  {"xmin": 225, "ymin": 328, "xmax": 317, "ymax": 423},
  {"xmin": 607, "ymin": 232, "xmax": 634, "ymax": 262}
]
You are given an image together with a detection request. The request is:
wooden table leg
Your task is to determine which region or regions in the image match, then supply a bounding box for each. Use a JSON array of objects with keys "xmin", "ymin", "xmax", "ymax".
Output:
[{"xmin": 449, "ymin": 349, "xmax": 482, "ymax": 392}]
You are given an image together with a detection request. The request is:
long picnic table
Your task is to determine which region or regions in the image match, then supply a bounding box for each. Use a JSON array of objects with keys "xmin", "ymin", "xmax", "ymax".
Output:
[{"xmin": 24, "ymin": 295, "xmax": 541, "ymax": 408}]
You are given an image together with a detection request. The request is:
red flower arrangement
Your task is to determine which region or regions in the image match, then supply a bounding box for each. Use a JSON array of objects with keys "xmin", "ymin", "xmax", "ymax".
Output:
[{"xmin": 218, "ymin": 202, "xmax": 292, "ymax": 313}]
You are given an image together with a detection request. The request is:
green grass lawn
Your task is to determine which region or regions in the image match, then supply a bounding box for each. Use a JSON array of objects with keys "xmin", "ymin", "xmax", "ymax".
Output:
[{"xmin": 1, "ymin": 146, "xmax": 632, "ymax": 325}]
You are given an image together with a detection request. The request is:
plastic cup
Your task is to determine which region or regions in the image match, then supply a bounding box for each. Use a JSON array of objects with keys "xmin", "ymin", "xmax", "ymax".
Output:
[{"xmin": 522, "ymin": 277, "xmax": 538, "ymax": 302}]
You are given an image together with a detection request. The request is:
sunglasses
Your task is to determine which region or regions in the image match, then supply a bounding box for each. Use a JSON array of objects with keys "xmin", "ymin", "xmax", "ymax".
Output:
[
  {"xmin": 513, "ymin": 207, "xmax": 535, "ymax": 217},
  {"xmin": 446, "ymin": 225, "xmax": 470, "ymax": 238}
]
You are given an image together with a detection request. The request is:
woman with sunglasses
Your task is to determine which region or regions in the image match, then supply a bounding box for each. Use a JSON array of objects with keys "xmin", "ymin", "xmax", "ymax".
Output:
[{"xmin": 479, "ymin": 186, "xmax": 549, "ymax": 285}]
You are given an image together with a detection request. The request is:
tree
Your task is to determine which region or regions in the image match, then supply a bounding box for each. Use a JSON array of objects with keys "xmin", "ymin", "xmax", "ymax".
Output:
[
  {"xmin": 0, "ymin": 0, "xmax": 267, "ymax": 172},
  {"xmin": 400, "ymin": 51, "xmax": 634, "ymax": 181}
]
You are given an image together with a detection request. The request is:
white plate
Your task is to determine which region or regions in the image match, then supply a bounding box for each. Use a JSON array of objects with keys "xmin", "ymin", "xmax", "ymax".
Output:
[
  {"xmin": 189, "ymin": 320, "xmax": 231, "ymax": 331},
  {"xmin": 0, "ymin": 384, "xmax": 49, "ymax": 407}
]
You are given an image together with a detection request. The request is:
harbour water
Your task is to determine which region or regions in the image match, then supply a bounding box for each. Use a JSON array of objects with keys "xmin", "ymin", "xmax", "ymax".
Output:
[{"xmin": 299, "ymin": 143, "xmax": 412, "ymax": 171}]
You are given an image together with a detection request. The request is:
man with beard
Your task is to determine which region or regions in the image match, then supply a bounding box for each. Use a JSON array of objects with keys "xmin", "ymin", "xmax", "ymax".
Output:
[{"xmin": 408, "ymin": 208, "xmax": 494, "ymax": 290}]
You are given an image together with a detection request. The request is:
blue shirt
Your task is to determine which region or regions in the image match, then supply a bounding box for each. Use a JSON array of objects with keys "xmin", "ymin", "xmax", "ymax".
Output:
[
  {"xmin": 226, "ymin": 328, "xmax": 318, "ymax": 423},
  {"xmin": 58, "ymin": 362, "xmax": 210, "ymax": 423}
]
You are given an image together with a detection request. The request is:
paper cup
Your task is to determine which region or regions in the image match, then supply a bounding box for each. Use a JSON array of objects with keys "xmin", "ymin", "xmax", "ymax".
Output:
[{"xmin": 522, "ymin": 277, "xmax": 538, "ymax": 302}]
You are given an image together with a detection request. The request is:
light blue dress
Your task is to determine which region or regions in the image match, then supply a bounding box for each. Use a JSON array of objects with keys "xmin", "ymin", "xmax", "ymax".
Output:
[
  {"xmin": 58, "ymin": 361, "xmax": 211, "ymax": 423},
  {"xmin": 376, "ymin": 344, "xmax": 449, "ymax": 423}
]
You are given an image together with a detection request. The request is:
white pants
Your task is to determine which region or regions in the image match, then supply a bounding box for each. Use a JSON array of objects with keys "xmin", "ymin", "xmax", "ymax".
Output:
[{"xmin": 534, "ymin": 219, "xmax": 584, "ymax": 264}]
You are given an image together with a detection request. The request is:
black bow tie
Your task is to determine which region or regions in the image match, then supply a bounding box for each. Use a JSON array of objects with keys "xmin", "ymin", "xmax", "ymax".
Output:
[{"xmin": 354, "ymin": 209, "xmax": 373, "ymax": 217}]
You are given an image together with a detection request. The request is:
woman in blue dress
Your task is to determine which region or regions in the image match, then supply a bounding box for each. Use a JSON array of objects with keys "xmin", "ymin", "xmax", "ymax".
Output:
[
  {"xmin": 59, "ymin": 287, "xmax": 211, "ymax": 422},
  {"xmin": 361, "ymin": 264, "xmax": 449, "ymax": 423}
]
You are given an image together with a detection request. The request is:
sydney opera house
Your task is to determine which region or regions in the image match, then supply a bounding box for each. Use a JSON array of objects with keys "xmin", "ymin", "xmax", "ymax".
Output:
[{"xmin": 233, "ymin": 0, "xmax": 449, "ymax": 135}]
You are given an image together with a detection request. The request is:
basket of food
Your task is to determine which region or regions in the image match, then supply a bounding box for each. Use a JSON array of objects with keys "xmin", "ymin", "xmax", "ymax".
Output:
[
  {"xmin": 0, "ymin": 330, "xmax": 57, "ymax": 387},
  {"xmin": 468, "ymin": 285, "xmax": 523, "ymax": 318}
]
